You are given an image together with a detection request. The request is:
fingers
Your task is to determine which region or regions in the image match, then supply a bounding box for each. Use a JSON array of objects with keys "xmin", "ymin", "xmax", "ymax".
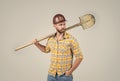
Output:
[
  {"xmin": 32, "ymin": 39, "xmax": 39, "ymax": 44},
  {"xmin": 65, "ymin": 71, "xmax": 72, "ymax": 76}
]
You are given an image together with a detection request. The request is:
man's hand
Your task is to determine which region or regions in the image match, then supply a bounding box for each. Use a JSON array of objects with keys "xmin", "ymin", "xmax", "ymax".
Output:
[
  {"xmin": 65, "ymin": 70, "xmax": 72, "ymax": 76},
  {"xmin": 32, "ymin": 39, "xmax": 39, "ymax": 45},
  {"xmin": 32, "ymin": 39, "xmax": 46, "ymax": 52}
]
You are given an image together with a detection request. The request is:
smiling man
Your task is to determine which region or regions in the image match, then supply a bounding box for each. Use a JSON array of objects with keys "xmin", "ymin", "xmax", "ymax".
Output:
[{"xmin": 33, "ymin": 14, "xmax": 83, "ymax": 81}]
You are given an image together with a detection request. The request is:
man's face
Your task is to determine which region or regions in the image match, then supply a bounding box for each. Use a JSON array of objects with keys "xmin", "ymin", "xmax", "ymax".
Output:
[{"xmin": 54, "ymin": 21, "xmax": 66, "ymax": 33}]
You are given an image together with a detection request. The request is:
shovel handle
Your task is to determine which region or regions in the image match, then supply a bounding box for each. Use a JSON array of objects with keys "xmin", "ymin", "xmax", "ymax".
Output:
[
  {"xmin": 14, "ymin": 33, "xmax": 55, "ymax": 51},
  {"xmin": 15, "ymin": 23, "xmax": 81, "ymax": 51}
]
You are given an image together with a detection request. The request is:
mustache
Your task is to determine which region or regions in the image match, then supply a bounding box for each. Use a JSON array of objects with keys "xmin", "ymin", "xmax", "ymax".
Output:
[{"xmin": 62, "ymin": 28, "xmax": 66, "ymax": 30}]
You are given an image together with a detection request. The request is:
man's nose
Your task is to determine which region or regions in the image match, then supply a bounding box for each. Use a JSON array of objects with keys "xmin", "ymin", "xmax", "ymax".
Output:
[{"xmin": 62, "ymin": 25, "xmax": 65, "ymax": 28}]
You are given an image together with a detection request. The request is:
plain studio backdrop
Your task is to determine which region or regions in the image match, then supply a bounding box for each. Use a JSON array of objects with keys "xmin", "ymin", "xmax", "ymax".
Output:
[{"xmin": 0, "ymin": 0, "xmax": 120, "ymax": 81}]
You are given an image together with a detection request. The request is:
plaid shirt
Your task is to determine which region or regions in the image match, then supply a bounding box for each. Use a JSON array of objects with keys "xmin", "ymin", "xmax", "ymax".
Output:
[{"xmin": 45, "ymin": 32, "xmax": 83, "ymax": 77}]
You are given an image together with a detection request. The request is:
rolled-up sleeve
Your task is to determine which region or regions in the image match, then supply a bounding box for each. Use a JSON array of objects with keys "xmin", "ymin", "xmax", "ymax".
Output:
[
  {"xmin": 45, "ymin": 39, "xmax": 51, "ymax": 53},
  {"xmin": 71, "ymin": 38, "xmax": 83, "ymax": 59}
]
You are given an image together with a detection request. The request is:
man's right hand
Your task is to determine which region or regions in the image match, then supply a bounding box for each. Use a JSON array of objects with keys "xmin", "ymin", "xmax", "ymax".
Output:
[
  {"xmin": 32, "ymin": 39, "xmax": 39, "ymax": 45},
  {"xmin": 32, "ymin": 39, "xmax": 46, "ymax": 52}
]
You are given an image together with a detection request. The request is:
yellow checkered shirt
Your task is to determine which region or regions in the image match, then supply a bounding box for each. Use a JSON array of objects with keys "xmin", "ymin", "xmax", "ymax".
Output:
[{"xmin": 45, "ymin": 32, "xmax": 83, "ymax": 77}]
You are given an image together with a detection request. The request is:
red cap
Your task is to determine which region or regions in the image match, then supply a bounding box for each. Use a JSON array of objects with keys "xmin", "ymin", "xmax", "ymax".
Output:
[{"xmin": 53, "ymin": 14, "xmax": 66, "ymax": 24}]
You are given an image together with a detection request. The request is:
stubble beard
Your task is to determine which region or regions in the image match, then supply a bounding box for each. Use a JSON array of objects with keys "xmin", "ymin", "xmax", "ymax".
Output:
[{"xmin": 57, "ymin": 28, "xmax": 66, "ymax": 34}]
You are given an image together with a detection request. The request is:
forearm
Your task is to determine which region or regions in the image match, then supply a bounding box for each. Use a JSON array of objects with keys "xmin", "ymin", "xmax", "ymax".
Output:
[
  {"xmin": 69, "ymin": 58, "xmax": 83, "ymax": 73},
  {"xmin": 34, "ymin": 42, "xmax": 46, "ymax": 52}
]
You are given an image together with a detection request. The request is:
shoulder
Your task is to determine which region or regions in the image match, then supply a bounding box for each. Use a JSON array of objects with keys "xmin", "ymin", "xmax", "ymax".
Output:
[
  {"xmin": 66, "ymin": 32, "xmax": 77, "ymax": 42},
  {"xmin": 47, "ymin": 35, "xmax": 55, "ymax": 42}
]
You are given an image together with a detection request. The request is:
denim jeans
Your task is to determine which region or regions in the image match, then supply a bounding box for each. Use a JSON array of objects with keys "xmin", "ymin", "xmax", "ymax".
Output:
[{"xmin": 47, "ymin": 74, "xmax": 73, "ymax": 81}]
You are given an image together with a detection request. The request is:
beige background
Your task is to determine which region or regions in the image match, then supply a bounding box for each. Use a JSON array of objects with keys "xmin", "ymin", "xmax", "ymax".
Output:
[{"xmin": 0, "ymin": 0, "xmax": 120, "ymax": 81}]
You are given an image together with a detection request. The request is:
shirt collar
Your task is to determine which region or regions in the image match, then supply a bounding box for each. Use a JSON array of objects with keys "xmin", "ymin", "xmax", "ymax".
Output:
[{"xmin": 53, "ymin": 32, "xmax": 70, "ymax": 39}]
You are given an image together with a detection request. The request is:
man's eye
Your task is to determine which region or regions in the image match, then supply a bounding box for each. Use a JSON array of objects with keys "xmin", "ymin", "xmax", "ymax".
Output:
[
  {"xmin": 59, "ymin": 24, "xmax": 62, "ymax": 26},
  {"xmin": 59, "ymin": 23, "xmax": 65, "ymax": 26}
]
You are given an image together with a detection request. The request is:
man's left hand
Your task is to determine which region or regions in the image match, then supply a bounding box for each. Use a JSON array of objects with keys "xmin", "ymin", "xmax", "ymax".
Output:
[{"xmin": 65, "ymin": 70, "xmax": 72, "ymax": 76}]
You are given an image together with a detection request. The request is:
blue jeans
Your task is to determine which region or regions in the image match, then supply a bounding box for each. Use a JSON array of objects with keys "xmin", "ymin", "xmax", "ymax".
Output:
[{"xmin": 47, "ymin": 74, "xmax": 73, "ymax": 81}]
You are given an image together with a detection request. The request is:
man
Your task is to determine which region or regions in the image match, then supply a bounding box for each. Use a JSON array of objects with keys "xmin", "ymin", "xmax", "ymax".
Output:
[{"xmin": 33, "ymin": 14, "xmax": 83, "ymax": 81}]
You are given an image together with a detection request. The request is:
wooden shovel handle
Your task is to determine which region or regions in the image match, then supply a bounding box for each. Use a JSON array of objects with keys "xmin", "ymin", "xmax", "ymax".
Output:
[{"xmin": 15, "ymin": 23, "xmax": 81, "ymax": 51}]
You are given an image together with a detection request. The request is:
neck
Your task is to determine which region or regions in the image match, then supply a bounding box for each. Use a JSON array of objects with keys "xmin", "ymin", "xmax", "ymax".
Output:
[{"xmin": 56, "ymin": 32, "xmax": 64, "ymax": 41}]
